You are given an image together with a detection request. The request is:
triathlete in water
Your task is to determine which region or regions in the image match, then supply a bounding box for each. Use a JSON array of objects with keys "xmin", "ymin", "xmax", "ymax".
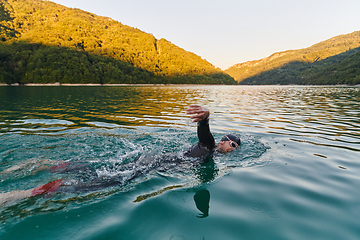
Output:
[{"xmin": 0, "ymin": 105, "xmax": 240, "ymax": 205}]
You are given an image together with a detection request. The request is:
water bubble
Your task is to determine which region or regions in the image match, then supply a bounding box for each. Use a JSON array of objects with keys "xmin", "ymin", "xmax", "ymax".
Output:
[
  {"xmin": 170, "ymin": 235, "xmax": 187, "ymax": 240},
  {"xmin": 249, "ymin": 203, "xmax": 264, "ymax": 212},
  {"xmin": 266, "ymin": 210, "xmax": 282, "ymax": 219}
]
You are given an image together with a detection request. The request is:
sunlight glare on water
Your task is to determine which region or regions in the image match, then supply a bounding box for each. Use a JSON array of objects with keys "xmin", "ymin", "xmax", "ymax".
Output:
[{"xmin": 0, "ymin": 85, "xmax": 359, "ymax": 240}]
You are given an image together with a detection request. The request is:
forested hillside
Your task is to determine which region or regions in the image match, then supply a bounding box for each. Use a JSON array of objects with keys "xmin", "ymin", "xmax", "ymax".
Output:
[
  {"xmin": 0, "ymin": 0, "xmax": 236, "ymax": 85},
  {"xmin": 312, "ymin": 49, "xmax": 360, "ymax": 85},
  {"xmin": 226, "ymin": 31, "xmax": 360, "ymax": 85}
]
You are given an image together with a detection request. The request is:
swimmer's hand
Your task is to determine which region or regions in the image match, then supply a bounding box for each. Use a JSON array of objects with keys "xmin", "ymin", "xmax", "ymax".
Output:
[{"xmin": 186, "ymin": 105, "xmax": 210, "ymax": 123}]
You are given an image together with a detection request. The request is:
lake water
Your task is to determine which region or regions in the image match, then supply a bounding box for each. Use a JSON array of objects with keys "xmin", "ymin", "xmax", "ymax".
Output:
[{"xmin": 0, "ymin": 85, "xmax": 359, "ymax": 240}]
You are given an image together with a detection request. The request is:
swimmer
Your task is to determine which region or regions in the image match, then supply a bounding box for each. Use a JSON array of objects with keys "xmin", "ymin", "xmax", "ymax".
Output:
[
  {"xmin": 0, "ymin": 105, "xmax": 240, "ymax": 206},
  {"xmin": 185, "ymin": 104, "xmax": 241, "ymax": 158}
]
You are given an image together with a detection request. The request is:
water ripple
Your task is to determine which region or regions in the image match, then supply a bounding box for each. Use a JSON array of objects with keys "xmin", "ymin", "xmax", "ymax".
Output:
[{"xmin": 1, "ymin": 86, "xmax": 360, "ymax": 240}]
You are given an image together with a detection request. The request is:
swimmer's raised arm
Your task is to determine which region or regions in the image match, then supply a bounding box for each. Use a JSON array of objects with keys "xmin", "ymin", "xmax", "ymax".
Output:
[
  {"xmin": 186, "ymin": 104, "xmax": 240, "ymax": 154},
  {"xmin": 186, "ymin": 105, "xmax": 210, "ymax": 123},
  {"xmin": 186, "ymin": 105, "xmax": 215, "ymax": 152}
]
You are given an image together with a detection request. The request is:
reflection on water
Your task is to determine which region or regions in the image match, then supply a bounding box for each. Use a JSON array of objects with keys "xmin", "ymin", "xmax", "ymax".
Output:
[
  {"xmin": 0, "ymin": 85, "xmax": 360, "ymax": 240},
  {"xmin": 194, "ymin": 189, "xmax": 210, "ymax": 218},
  {"xmin": 0, "ymin": 86, "xmax": 200, "ymax": 129},
  {"xmin": 1, "ymin": 86, "xmax": 358, "ymax": 152}
]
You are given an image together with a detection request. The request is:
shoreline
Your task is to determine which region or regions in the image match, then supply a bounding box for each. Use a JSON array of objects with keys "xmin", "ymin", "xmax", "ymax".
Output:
[
  {"xmin": 0, "ymin": 83, "xmax": 238, "ymax": 87},
  {"xmin": 0, "ymin": 83, "xmax": 359, "ymax": 87},
  {"xmin": 0, "ymin": 83, "xmax": 168, "ymax": 87}
]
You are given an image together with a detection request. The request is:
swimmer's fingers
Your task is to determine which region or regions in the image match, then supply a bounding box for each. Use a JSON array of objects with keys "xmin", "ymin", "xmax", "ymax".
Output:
[
  {"xmin": 188, "ymin": 104, "xmax": 203, "ymax": 109},
  {"xmin": 190, "ymin": 117, "xmax": 203, "ymax": 123},
  {"xmin": 190, "ymin": 117, "xmax": 200, "ymax": 122},
  {"xmin": 187, "ymin": 105, "xmax": 210, "ymax": 122},
  {"xmin": 190, "ymin": 113, "xmax": 205, "ymax": 121},
  {"xmin": 186, "ymin": 105, "xmax": 202, "ymax": 114},
  {"xmin": 186, "ymin": 105, "xmax": 209, "ymax": 115}
]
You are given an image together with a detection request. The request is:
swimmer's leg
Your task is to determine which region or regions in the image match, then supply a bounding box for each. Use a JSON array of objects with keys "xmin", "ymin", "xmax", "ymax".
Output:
[
  {"xmin": 0, "ymin": 179, "xmax": 63, "ymax": 206},
  {"xmin": 49, "ymin": 162, "xmax": 72, "ymax": 173},
  {"xmin": 0, "ymin": 159, "xmax": 57, "ymax": 175},
  {"xmin": 0, "ymin": 189, "xmax": 33, "ymax": 206},
  {"xmin": 31, "ymin": 179, "xmax": 63, "ymax": 196},
  {"xmin": 61, "ymin": 177, "xmax": 123, "ymax": 193},
  {"xmin": 49, "ymin": 163, "xmax": 91, "ymax": 174}
]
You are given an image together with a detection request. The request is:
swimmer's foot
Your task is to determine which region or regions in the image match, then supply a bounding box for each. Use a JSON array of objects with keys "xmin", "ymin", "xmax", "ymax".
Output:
[{"xmin": 49, "ymin": 162, "xmax": 71, "ymax": 173}]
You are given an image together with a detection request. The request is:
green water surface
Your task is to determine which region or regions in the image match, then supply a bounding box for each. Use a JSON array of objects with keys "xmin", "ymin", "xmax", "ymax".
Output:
[{"xmin": 0, "ymin": 85, "xmax": 359, "ymax": 240}]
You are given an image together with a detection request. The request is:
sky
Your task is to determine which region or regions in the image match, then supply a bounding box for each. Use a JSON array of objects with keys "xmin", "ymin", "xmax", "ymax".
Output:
[{"xmin": 51, "ymin": 0, "xmax": 360, "ymax": 70}]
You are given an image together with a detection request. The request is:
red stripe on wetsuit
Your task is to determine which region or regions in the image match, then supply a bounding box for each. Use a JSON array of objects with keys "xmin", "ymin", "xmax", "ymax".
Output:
[{"xmin": 31, "ymin": 179, "xmax": 63, "ymax": 196}]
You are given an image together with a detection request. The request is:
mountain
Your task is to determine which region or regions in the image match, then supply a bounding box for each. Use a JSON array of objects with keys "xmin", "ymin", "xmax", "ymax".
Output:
[
  {"xmin": 0, "ymin": 0, "xmax": 236, "ymax": 85},
  {"xmin": 311, "ymin": 49, "xmax": 360, "ymax": 84},
  {"xmin": 225, "ymin": 31, "xmax": 360, "ymax": 85}
]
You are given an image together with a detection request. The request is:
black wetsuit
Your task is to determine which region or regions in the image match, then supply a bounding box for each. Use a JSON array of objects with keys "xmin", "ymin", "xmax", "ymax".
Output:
[
  {"xmin": 55, "ymin": 118, "xmax": 216, "ymax": 193},
  {"xmin": 184, "ymin": 117, "xmax": 216, "ymax": 160}
]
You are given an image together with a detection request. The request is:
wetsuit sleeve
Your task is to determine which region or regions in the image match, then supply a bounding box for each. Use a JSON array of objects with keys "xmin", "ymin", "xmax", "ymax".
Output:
[{"xmin": 197, "ymin": 118, "xmax": 216, "ymax": 150}]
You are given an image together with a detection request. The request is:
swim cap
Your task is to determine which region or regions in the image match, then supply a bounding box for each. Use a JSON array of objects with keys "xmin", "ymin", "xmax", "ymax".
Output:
[{"xmin": 221, "ymin": 134, "xmax": 241, "ymax": 146}]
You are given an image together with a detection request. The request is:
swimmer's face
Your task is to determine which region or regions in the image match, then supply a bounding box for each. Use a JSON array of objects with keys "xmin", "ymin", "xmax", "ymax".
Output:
[{"xmin": 217, "ymin": 140, "xmax": 239, "ymax": 153}]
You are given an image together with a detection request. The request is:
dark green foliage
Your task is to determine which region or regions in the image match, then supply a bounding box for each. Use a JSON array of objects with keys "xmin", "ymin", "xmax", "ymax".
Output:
[
  {"xmin": 0, "ymin": 41, "xmax": 157, "ymax": 84},
  {"xmin": 312, "ymin": 50, "xmax": 360, "ymax": 85},
  {"xmin": 0, "ymin": 0, "xmax": 236, "ymax": 85},
  {"xmin": 226, "ymin": 31, "xmax": 360, "ymax": 85}
]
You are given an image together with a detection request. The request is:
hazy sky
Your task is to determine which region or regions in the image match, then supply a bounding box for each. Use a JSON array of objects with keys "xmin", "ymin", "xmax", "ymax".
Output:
[{"xmin": 52, "ymin": 0, "xmax": 360, "ymax": 69}]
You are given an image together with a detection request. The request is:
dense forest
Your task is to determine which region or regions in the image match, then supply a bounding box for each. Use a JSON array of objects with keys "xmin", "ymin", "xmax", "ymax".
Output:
[
  {"xmin": 0, "ymin": 0, "xmax": 236, "ymax": 85},
  {"xmin": 225, "ymin": 31, "xmax": 360, "ymax": 85}
]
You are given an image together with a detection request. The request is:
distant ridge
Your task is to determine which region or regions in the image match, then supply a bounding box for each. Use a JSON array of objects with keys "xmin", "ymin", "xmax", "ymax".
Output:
[
  {"xmin": 0, "ymin": 0, "xmax": 236, "ymax": 85},
  {"xmin": 225, "ymin": 31, "xmax": 360, "ymax": 85}
]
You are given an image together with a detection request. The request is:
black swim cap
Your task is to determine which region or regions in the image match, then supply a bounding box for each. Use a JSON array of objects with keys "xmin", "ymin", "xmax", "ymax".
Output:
[{"xmin": 221, "ymin": 134, "xmax": 241, "ymax": 146}]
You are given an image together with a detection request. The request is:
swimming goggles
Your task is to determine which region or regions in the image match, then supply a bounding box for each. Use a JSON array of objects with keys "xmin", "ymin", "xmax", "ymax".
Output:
[{"xmin": 224, "ymin": 135, "xmax": 239, "ymax": 149}]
